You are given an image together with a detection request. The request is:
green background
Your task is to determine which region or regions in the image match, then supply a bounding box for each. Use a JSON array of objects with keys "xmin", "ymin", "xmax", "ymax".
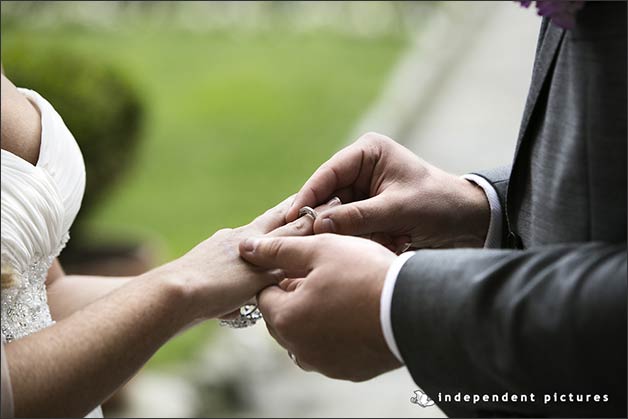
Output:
[{"xmin": 2, "ymin": 25, "xmax": 406, "ymax": 368}]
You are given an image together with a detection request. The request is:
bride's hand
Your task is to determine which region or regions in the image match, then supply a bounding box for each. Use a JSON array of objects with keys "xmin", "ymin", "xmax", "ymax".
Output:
[{"xmin": 157, "ymin": 196, "xmax": 340, "ymax": 322}]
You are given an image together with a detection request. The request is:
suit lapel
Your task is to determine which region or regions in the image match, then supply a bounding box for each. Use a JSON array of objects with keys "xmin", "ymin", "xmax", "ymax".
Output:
[
  {"xmin": 504, "ymin": 20, "xmax": 565, "ymax": 246},
  {"xmin": 514, "ymin": 21, "xmax": 565, "ymax": 153}
]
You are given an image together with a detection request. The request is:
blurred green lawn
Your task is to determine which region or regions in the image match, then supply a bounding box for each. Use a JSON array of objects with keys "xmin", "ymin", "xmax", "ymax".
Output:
[{"xmin": 2, "ymin": 26, "xmax": 406, "ymax": 368}]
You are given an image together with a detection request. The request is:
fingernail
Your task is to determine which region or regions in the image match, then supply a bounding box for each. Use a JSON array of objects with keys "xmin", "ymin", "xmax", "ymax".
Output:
[
  {"xmin": 318, "ymin": 217, "xmax": 336, "ymax": 233},
  {"xmin": 241, "ymin": 238, "xmax": 260, "ymax": 252},
  {"xmin": 327, "ymin": 196, "xmax": 341, "ymax": 207},
  {"xmin": 398, "ymin": 242, "xmax": 412, "ymax": 253}
]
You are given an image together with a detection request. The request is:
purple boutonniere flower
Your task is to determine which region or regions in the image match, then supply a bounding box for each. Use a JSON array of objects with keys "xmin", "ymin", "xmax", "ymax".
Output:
[{"xmin": 517, "ymin": 0, "xmax": 585, "ymax": 30}]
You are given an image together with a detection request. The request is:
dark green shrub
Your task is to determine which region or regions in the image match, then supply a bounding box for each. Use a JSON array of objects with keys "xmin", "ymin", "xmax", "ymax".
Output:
[{"xmin": 2, "ymin": 42, "xmax": 144, "ymax": 246}]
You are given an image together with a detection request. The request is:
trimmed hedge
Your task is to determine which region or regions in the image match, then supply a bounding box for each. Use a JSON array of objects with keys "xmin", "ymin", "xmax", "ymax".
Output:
[{"xmin": 2, "ymin": 43, "xmax": 144, "ymax": 244}]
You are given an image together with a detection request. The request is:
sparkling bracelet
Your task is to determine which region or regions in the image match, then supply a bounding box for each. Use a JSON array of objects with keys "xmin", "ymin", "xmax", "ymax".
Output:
[{"xmin": 219, "ymin": 304, "xmax": 262, "ymax": 328}]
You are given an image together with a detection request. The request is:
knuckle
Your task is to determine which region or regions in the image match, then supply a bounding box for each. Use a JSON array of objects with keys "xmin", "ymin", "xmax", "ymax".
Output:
[
  {"xmin": 233, "ymin": 225, "xmax": 248, "ymax": 237},
  {"xmin": 358, "ymin": 131, "xmax": 390, "ymax": 147},
  {"xmin": 267, "ymin": 203, "xmax": 284, "ymax": 219},
  {"xmin": 252, "ymin": 210, "xmax": 272, "ymax": 226},
  {"xmin": 290, "ymin": 217, "xmax": 309, "ymax": 234},
  {"xmin": 304, "ymin": 184, "xmax": 322, "ymax": 205},
  {"xmin": 264, "ymin": 238, "xmax": 284, "ymax": 259},
  {"xmin": 357, "ymin": 134, "xmax": 387, "ymax": 168},
  {"xmin": 358, "ymin": 131, "xmax": 381, "ymax": 143},
  {"xmin": 344, "ymin": 205, "xmax": 367, "ymax": 230},
  {"xmin": 213, "ymin": 227, "xmax": 234, "ymax": 239},
  {"xmin": 252, "ymin": 213, "xmax": 265, "ymax": 225}
]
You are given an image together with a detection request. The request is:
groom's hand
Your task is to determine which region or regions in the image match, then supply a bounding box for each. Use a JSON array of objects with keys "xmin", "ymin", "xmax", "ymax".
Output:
[
  {"xmin": 286, "ymin": 132, "xmax": 490, "ymax": 249},
  {"xmin": 176, "ymin": 195, "xmax": 342, "ymax": 322},
  {"xmin": 218, "ymin": 196, "xmax": 341, "ymax": 320},
  {"xmin": 239, "ymin": 234, "xmax": 402, "ymax": 381}
]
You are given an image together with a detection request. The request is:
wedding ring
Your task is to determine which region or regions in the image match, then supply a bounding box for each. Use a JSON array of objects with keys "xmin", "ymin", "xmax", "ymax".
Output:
[{"xmin": 298, "ymin": 206, "xmax": 318, "ymax": 220}]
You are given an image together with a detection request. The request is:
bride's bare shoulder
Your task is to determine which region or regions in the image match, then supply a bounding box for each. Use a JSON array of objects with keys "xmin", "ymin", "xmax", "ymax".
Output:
[{"xmin": 1, "ymin": 72, "xmax": 42, "ymax": 165}]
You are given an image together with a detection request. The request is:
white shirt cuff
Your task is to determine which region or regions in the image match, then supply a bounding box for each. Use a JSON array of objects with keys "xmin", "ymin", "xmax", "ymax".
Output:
[
  {"xmin": 380, "ymin": 251, "xmax": 416, "ymax": 364},
  {"xmin": 462, "ymin": 174, "xmax": 503, "ymax": 249},
  {"xmin": 379, "ymin": 175, "xmax": 502, "ymax": 364}
]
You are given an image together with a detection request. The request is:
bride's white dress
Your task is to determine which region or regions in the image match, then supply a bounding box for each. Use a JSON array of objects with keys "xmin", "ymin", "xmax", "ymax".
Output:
[{"xmin": 1, "ymin": 88, "xmax": 103, "ymax": 418}]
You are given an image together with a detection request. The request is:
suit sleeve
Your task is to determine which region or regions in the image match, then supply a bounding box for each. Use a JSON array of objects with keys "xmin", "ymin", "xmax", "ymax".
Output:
[{"xmin": 391, "ymin": 242, "xmax": 627, "ymax": 418}]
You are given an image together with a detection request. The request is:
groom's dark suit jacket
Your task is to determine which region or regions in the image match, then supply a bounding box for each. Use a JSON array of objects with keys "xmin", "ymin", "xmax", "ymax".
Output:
[{"xmin": 391, "ymin": 3, "xmax": 626, "ymax": 417}]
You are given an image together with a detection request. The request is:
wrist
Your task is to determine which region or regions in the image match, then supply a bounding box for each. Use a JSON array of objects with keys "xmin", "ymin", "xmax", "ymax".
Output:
[
  {"xmin": 450, "ymin": 175, "xmax": 490, "ymax": 247},
  {"xmin": 137, "ymin": 262, "xmax": 201, "ymax": 326}
]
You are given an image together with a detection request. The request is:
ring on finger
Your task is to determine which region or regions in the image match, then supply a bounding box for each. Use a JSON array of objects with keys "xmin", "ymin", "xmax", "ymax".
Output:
[{"xmin": 298, "ymin": 206, "xmax": 318, "ymax": 221}]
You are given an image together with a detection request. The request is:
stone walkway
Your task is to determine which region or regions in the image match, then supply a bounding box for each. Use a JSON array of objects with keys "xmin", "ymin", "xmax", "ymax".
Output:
[
  {"xmin": 358, "ymin": 2, "xmax": 540, "ymax": 172},
  {"xmin": 116, "ymin": 3, "xmax": 541, "ymax": 418}
]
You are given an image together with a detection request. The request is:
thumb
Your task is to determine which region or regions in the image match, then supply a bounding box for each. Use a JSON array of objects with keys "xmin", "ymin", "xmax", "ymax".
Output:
[
  {"xmin": 257, "ymin": 285, "xmax": 292, "ymax": 349},
  {"xmin": 239, "ymin": 236, "xmax": 317, "ymax": 273},
  {"xmin": 257, "ymin": 284, "xmax": 290, "ymax": 317},
  {"xmin": 313, "ymin": 196, "xmax": 392, "ymax": 236}
]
